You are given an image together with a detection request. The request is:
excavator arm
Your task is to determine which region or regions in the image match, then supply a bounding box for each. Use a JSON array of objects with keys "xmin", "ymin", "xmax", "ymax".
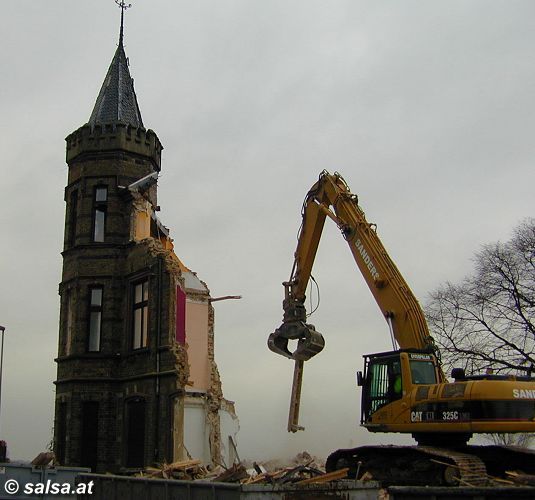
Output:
[
  {"xmin": 268, "ymin": 171, "xmax": 443, "ymax": 432},
  {"xmin": 268, "ymin": 170, "xmax": 437, "ymax": 360}
]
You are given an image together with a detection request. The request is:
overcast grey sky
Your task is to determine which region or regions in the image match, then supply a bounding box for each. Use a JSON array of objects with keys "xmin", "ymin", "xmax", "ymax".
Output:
[{"xmin": 0, "ymin": 0, "xmax": 534, "ymax": 461}]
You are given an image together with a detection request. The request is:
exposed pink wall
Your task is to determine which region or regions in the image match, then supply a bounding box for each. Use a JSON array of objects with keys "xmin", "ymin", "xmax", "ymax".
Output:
[{"xmin": 185, "ymin": 301, "xmax": 210, "ymax": 391}]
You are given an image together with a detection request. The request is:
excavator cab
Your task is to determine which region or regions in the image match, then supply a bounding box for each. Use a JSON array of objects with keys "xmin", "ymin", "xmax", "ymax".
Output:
[
  {"xmin": 359, "ymin": 352, "xmax": 403, "ymax": 423},
  {"xmin": 359, "ymin": 350, "xmax": 440, "ymax": 424}
]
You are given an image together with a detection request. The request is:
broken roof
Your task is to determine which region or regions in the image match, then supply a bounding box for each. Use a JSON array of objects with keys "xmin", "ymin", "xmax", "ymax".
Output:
[{"xmin": 88, "ymin": 38, "xmax": 144, "ymax": 128}]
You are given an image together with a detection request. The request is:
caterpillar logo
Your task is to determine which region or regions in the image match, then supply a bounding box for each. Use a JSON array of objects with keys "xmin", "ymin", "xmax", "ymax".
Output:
[
  {"xmin": 410, "ymin": 354, "xmax": 432, "ymax": 360},
  {"xmin": 355, "ymin": 239, "xmax": 380, "ymax": 280},
  {"xmin": 513, "ymin": 389, "xmax": 535, "ymax": 399}
]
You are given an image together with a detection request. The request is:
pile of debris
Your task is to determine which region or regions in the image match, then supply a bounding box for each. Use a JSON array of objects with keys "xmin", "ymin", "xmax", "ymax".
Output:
[
  {"xmin": 142, "ymin": 459, "xmax": 208, "ymax": 480},
  {"xmin": 139, "ymin": 452, "xmax": 349, "ymax": 485},
  {"xmin": 140, "ymin": 457, "xmax": 535, "ymax": 488},
  {"xmin": 241, "ymin": 462, "xmax": 348, "ymax": 485},
  {"xmin": 239, "ymin": 450, "xmax": 336, "ymax": 485},
  {"xmin": 503, "ymin": 472, "xmax": 535, "ymax": 487}
]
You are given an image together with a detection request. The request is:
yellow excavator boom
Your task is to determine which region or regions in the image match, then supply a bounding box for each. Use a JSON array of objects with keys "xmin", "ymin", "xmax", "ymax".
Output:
[{"xmin": 268, "ymin": 170, "xmax": 439, "ymax": 362}]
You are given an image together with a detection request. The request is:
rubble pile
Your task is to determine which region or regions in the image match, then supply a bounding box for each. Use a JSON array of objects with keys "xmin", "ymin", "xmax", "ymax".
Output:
[
  {"xmin": 288, "ymin": 450, "xmax": 325, "ymax": 470},
  {"xmin": 139, "ymin": 452, "xmax": 349, "ymax": 485},
  {"xmin": 142, "ymin": 459, "xmax": 208, "ymax": 480},
  {"xmin": 504, "ymin": 472, "xmax": 535, "ymax": 487}
]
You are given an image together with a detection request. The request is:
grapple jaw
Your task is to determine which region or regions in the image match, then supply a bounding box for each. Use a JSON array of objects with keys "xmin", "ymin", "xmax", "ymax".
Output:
[
  {"xmin": 268, "ymin": 321, "xmax": 325, "ymax": 361},
  {"xmin": 268, "ymin": 291, "xmax": 325, "ymax": 360}
]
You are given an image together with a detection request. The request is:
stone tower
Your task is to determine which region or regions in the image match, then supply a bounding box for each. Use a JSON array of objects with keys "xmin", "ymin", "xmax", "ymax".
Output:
[
  {"xmin": 54, "ymin": 10, "xmax": 239, "ymax": 474},
  {"xmin": 53, "ymin": 23, "xmax": 186, "ymax": 472}
]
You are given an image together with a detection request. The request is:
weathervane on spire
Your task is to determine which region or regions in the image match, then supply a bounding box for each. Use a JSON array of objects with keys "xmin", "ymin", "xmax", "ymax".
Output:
[{"xmin": 115, "ymin": 0, "xmax": 132, "ymax": 45}]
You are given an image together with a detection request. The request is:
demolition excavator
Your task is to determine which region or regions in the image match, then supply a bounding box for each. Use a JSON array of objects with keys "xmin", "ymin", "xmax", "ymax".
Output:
[{"xmin": 268, "ymin": 171, "xmax": 535, "ymax": 486}]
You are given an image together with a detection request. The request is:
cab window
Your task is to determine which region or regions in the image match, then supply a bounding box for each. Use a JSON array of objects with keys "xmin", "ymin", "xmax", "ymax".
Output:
[
  {"xmin": 410, "ymin": 361, "xmax": 436, "ymax": 384},
  {"xmin": 366, "ymin": 357, "xmax": 402, "ymax": 415}
]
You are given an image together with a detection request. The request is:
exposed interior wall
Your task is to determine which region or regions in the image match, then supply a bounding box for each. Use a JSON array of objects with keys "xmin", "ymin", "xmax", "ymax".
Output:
[
  {"xmin": 219, "ymin": 399, "xmax": 240, "ymax": 467},
  {"xmin": 182, "ymin": 393, "xmax": 239, "ymax": 467},
  {"xmin": 130, "ymin": 196, "xmax": 151, "ymax": 240},
  {"xmin": 183, "ymin": 396, "xmax": 210, "ymax": 463},
  {"xmin": 171, "ymin": 396, "xmax": 185, "ymax": 462},
  {"xmin": 206, "ymin": 304, "xmax": 223, "ymax": 465},
  {"xmin": 185, "ymin": 300, "xmax": 210, "ymax": 392}
]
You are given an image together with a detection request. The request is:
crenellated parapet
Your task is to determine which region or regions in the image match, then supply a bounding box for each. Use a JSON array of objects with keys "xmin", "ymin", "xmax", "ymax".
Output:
[{"xmin": 65, "ymin": 123, "xmax": 163, "ymax": 170}]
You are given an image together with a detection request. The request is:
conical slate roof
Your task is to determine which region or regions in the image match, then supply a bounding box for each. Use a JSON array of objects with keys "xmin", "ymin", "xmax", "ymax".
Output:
[{"xmin": 88, "ymin": 40, "xmax": 144, "ymax": 128}]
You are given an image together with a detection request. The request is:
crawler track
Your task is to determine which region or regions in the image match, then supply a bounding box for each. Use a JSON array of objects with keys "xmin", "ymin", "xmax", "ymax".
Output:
[
  {"xmin": 325, "ymin": 445, "xmax": 500, "ymax": 486},
  {"xmin": 327, "ymin": 444, "xmax": 535, "ymax": 487}
]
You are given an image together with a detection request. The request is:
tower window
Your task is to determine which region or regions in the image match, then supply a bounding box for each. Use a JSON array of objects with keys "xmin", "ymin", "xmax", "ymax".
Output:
[
  {"xmin": 133, "ymin": 280, "xmax": 149, "ymax": 349},
  {"xmin": 95, "ymin": 186, "xmax": 107, "ymax": 202},
  {"xmin": 88, "ymin": 286, "xmax": 103, "ymax": 352},
  {"xmin": 93, "ymin": 186, "xmax": 108, "ymax": 242}
]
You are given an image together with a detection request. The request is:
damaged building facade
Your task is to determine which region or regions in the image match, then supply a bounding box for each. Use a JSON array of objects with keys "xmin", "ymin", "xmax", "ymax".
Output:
[{"xmin": 53, "ymin": 29, "xmax": 238, "ymax": 473}]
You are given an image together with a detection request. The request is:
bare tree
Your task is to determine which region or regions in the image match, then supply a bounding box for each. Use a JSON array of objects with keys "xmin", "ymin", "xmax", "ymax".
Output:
[
  {"xmin": 484, "ymin": 432, "xmax": 534, "ymax": 448},
  {"xmin": 426, "ymin": 218, "xmax": 535, "ymax": 377}
]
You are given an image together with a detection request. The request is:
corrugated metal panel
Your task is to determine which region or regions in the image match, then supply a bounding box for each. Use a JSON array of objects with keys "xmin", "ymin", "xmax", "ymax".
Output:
[
  {"xmin": 0, "ymin": 463, "xmax": 89, "ymax": 500},
  {"xmin": 388, "ymin": 486, "xmax": 535, "ymax": 499},
  {"xmin": 75, "ymin": 474, "xmax": 382, "ymax": 500},
  {"xmin": 75, "ymin": 474, "xmax": 535, "ymax": 500},
  {"xmin": 76, "ymin": 475, "xmax": 240, "ymax": 500},
  {"xmin": 240, "ymin": 481, "xmax": 380, "ymax": 499}
]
